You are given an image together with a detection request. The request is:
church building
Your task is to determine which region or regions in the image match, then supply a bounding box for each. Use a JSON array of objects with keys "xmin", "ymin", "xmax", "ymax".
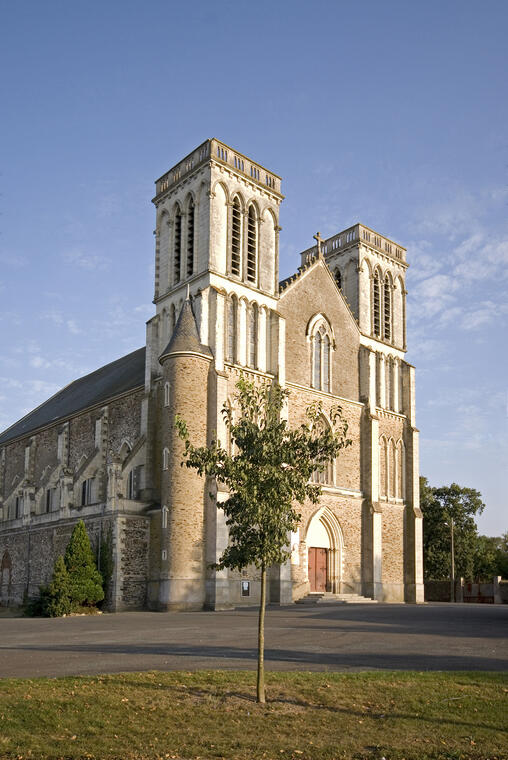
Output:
[{"xmin": 0, "ymin": 139, "xmax": 424, "ymax": 610}]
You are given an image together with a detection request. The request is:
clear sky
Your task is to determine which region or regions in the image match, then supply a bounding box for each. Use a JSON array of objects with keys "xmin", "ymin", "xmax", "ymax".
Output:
[{"xmin": 1, "ymin": 1, "xmax": 506, "ymax": 534}]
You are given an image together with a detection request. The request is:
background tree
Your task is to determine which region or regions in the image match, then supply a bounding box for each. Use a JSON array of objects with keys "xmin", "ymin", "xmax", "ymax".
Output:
[
  {"xmin": 176, "ymin": 376, "xmax": 351, "ymax": 703},
  {"xmin": 64, "ymin": 520, "xmax": 104, "ymax": 608},
  {"xmin": 420, "ymin": 477, "xmax": 486, "ymax": 581},
  {"xmin": 474, "ymin": 532, "xmax": 508, "ymax": 579}
]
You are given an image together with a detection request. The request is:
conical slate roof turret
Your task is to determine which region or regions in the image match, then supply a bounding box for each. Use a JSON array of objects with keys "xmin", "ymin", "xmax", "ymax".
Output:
[{"xmin": 159, "ymin": 295, "xmax": 212, "ymax": 364}]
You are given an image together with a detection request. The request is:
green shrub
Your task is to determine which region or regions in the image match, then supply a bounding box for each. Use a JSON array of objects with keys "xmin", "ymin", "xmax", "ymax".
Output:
[
  {"xmin": 64, "ymin": 520, "xmax": 104, "ymax": 607},
  {"xmin": 45, "ymin": 555, "xmax": 72, "ymax": 617}
]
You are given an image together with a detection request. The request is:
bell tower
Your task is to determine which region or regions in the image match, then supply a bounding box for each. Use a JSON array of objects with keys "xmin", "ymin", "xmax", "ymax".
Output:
[{"xmin": 147, "ymin": 139, "xmax": 284, "ymax": 374}]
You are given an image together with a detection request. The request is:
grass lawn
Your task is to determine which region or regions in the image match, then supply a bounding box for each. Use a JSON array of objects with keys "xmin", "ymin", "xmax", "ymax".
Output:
[{"xmin": 0, "ymin": 671, "xmax": 506, "ymax": 760}]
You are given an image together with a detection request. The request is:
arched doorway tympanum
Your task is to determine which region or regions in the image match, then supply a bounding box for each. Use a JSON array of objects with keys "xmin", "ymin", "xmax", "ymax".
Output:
[{"xmin": 305, "ymin": 507, "xmax": 344, "ymax": 593}]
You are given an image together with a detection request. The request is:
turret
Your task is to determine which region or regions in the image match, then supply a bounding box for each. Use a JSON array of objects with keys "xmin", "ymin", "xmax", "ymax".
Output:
[{"xmin": 157, "ymin": 296, "xmax": 213, "ymax": 611}]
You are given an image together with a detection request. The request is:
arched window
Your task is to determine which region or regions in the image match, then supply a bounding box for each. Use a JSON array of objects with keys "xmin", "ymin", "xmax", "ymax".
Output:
[
  {"xmin": 379, "ymin": 437, "xmax": 387, "ymax": 499},
  {"xmin": 246, "ymin": 205, "xmax": 257, "ymax": 283},
  {"xmin": 313, "ymin": 330, "xmax": 321, "ymax": 388},
  {"xmin": 389, "ymin": 439, "xmax": 396, "ymax": 498},
  {"xmin": 162, "ymin": 448, "xmax": 169, "ymax": 470},
  {"xmin": 170, "ymin": 304, "xmax": 176, "ymax": 333},
  {"xmin": 335, "ymin": 269, "xmax": 342, "ymax": 289},
  {"xmin": 230, "ymin": 197, "xmax": 242, "ymax": 276},
  {"xmin": 164, "ymin": 381, "xmax": 170, "ymax": 407},
  {"xmin": 173, "ymin": 206, "xmax": 182, "ymax": 283},
  {"xmin": 311, "ymin": 323, "xmax": 332, "ymax": 392},
  {"xmin": 384, "ymin": 276, "xmax": 392, "ymax": 341},
  {"xmin": 373, "ymin": 271, "xmax": 381, "ymax": 337},
  {"xmin": 161, "ymin": 505, "xmax": 168, "ymax": 529},
  {"xmin": 186, "ymin": 197, "xmax": 195, "ymax": 277},
  {"xmin": 247, "ymin": 303, "xmax": 257, "ymax": 368},
  {"xmin": 312, "ymin": 417, "xmax": 333, "ymax": 485},
  {"xmin": 225, "ymin": 296, "xmax": 237, "ymax": 363},
  {"xmin": 385, "ymin": 357, "xmax": 393, "ymax": 410}
]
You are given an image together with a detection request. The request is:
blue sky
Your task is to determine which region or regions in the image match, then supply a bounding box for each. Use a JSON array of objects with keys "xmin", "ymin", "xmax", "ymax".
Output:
[{"xmin": 1, "ymin": 1, "xmax": 506, "ymax": 534}]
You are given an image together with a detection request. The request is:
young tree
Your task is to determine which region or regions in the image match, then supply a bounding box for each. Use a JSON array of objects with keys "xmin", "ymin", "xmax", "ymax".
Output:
[
  {"xmin": 420, "ymin": 477, "xmax": 486, "ymax": 581},
  {"xmin": 176, "ymin": 376, "xmax": 351, "ymax": 703},
  {"xmin": 64, "ymin": 520, "xmax": 104, "ymax": 608}
]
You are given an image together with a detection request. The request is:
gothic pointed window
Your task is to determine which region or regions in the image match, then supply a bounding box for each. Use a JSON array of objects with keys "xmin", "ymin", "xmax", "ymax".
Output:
[
  {"xmin": 230, "ymin": 197, "xmax": 241, "ymax": 276},
  {"xmin": 248, "ymin": 303, "xmax": 257, "ymax": 368},
  {"xmin": 313, "ymin": 330, "xmax": 321, "ymax": 388},
  {"xmin": 373, "ymin": 271, "xmax": 381, "ymax": 337},
  {"xmin": 173, "ymin": 207, "xmax": 182, "ymax": 284},
  {"xmin": 335, "ymin": 269, "xmax": 342, "ymax": 289},
  {"xmin": 246, "ymin": 205, "xmax": 257, "ymax": 283},
  {"xmin": 385, "ymin": 357, "xmax": 393, "ymax": 410},
  {"xmin": 225, "ymin": 296, "xmax": 237, "ymax": 363},
  {"xmin": 186, "ymin": 197, "xmax": 195, "ymax": 277},
  {"xmin": 311, "ymin": 322, "xmax": 332, "ymax": 392},
  {"xmin": 312, "ymin": 416, "xmax": 333, "ymax": 485},
  {"xmin": 384, "ymin": 276, "xmax": 391, "ymax": 341}
]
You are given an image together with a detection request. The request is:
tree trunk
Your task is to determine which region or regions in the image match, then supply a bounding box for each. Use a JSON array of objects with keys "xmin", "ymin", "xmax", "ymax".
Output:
[{"xmin": 256, "ymin": 562, "xmax": 266, "ymax": 703}]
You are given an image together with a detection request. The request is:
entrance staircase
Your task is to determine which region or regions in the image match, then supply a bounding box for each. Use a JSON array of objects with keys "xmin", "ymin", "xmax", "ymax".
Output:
[{"xmin": 295, "ymin": 591, "xmax": 378, "ymax": 605}]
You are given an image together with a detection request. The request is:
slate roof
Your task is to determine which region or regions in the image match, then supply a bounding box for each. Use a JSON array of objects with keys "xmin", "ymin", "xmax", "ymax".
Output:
[
  {"xmin": 159, "ymin": 299, "xmax": 212, "ymax": 362},
  {"xmin": 0, "ymin": 347, "xmax": 146, "ymax": 446}
]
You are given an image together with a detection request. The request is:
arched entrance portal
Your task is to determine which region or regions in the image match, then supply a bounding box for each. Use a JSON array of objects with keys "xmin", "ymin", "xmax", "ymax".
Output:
[{"xmin": 305, "ymin": 507, "xmax": 344, "ymax": 593}]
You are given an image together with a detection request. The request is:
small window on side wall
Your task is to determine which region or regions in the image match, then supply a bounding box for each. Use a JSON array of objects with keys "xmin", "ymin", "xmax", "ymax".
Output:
[
  {"xmin": 163, "ymin": 448, "xmax": 169, "ymax": 470},
  {"xmin": 81, "ymin": 478, "xmax": 94, "ymax": 506},
  {"xmin": 164, "ymin": 381, "xmax": 170, "ymax": 407}
]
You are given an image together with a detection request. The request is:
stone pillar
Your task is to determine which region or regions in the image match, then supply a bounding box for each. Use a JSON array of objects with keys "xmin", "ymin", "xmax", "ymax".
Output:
[
  {"xmin": 257, "ymin": 306, "xmax": 267, "ymax": 372},
  {"xmin": 277, "ymin": 313, "xmax": 286, "ymax": 386},
  {"xmin": 238, "ymin": 297, "xmax": 247, "ymax": 366},
  {"xmin": 363, "ymin": 410, "xmax": 383, "ymax": 601},
  {"xmin": 378, "ymin": 353, "xmax": 386, "ymax": 409},
  {"xmin": 494, "ymin": 576, "xmax": 502, "ymax": 604},
  {"xmin": 404, "ymin": 426, "xmax": 424, "ymax": 603},
  {"xmin": 269, "ymin": 557, "xmax": 292, "ymax": 604},
  {"xmin": 109, "ymin": 516, "xmax": 124, "ymax": 612},
  {"xmin": 393, "ymin": 359, "xmax": 400, "ymax": 413},
  {"xmin": 215, "ymin": 290, "xmax": 226, "ymax": 372}
]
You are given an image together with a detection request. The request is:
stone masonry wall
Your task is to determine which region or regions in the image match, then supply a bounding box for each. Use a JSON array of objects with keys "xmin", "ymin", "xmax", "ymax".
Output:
[{"xmin": 279, "ymin": 260, "xmax": 360, "ymax": 401}]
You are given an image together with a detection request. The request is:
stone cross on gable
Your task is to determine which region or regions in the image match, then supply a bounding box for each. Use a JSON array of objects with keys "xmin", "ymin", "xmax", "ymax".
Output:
[{"xmin": 313, "ymin": 231, "xmax": 325, "ymax": 258}]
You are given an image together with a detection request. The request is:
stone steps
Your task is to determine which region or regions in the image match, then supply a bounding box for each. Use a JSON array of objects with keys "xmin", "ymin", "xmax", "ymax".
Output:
[{"xmin": 295, "ymin": 592, "xmax": 378, "ymax": 605}]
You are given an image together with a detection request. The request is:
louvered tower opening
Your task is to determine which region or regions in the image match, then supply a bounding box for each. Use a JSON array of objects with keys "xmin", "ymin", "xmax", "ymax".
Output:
[
  {"xmin": 383, "ymin": 278, "xmax": 391, "ymax": 341},
  {"xmin": 246, "ymin": 206, "xmax": 257, "ymax": 283},
  {"xmin": 373, "ymin": 274, "xmax": 381, "ymax": 337},
  {"xmin": 231, "ymin": 199, "xmax": 241, "ymax": 275},
  {"xmin": 174, "ymin": 210, "xmax": 182, "ymax": 283},
  {"xmin": 187, "ymin": 199, "xmax": 194, "ymax": 277}
]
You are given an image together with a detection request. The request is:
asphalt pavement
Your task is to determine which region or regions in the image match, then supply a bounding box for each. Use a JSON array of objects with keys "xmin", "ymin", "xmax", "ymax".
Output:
[{"xmin": 0, "ymin": 602, "xmax": 507, "ymax": 679}]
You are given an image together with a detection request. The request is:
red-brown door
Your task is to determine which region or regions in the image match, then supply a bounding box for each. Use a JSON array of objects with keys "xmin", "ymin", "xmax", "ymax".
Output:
[{"xmin": 308, "ymin": 547, "xmax": 327, "ymax": 592}]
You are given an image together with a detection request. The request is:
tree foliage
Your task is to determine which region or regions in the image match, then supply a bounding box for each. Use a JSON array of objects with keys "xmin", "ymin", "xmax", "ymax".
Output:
[
  {"xmin": 420, "ymin": 477, "xmax": 489, "ymax": 581},
  {"xmin": 64, "ymin": 520, "xmax": 104, "ymax": 607},
  {"xmin": 176, "ymin": 376, "xmax": 352, "ymax": 702},
  {"xmin": 45, "ymin": 555, "xmax": 72, "ymax": 617}
]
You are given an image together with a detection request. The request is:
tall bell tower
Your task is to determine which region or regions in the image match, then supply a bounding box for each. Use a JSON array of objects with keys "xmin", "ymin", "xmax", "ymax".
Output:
[{"xmin": 146, "ymin": 140, "xmax": 286, "ymax": 610}]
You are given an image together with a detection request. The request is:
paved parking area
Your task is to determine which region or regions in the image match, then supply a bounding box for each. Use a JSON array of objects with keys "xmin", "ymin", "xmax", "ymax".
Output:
[{"xmin": 0, "ymin": 603, "xmax": 507, "ymax": 678}]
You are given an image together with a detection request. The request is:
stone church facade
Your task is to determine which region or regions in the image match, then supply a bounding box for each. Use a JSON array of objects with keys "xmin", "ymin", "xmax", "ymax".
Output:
[{"xmin": 0, "ymin": 138, "xmax": 424, "ymax": 611}]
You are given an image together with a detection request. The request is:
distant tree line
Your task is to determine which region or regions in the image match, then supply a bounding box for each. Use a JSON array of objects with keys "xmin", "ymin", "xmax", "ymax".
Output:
[{"xmin": 420, "ymin": 477, "xmax": 508, "ymax": 581}]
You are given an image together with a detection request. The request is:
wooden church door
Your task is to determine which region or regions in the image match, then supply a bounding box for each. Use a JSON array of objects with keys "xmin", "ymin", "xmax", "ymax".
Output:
[{"xmin": 308, "ymin": 547, "xmax": 327, "ymax": 592}]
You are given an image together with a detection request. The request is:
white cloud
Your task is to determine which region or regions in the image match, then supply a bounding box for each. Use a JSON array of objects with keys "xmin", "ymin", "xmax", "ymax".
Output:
[
  {"xmin": 67, "ymin": 319, "xmax": 81, "ymax": 334},
  {"xmin": 62, "ymin": 248, "xmax": 111, "ymax": 271}
]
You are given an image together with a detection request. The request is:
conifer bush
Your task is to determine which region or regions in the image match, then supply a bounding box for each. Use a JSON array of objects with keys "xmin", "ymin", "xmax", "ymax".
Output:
[
  {"xmin": 45, "ymin": 555, "xmax": 72, "ymax": 617},
  {"xmin": 64, "ymin": 520, "xmax": 104, "ymax": 608}
]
